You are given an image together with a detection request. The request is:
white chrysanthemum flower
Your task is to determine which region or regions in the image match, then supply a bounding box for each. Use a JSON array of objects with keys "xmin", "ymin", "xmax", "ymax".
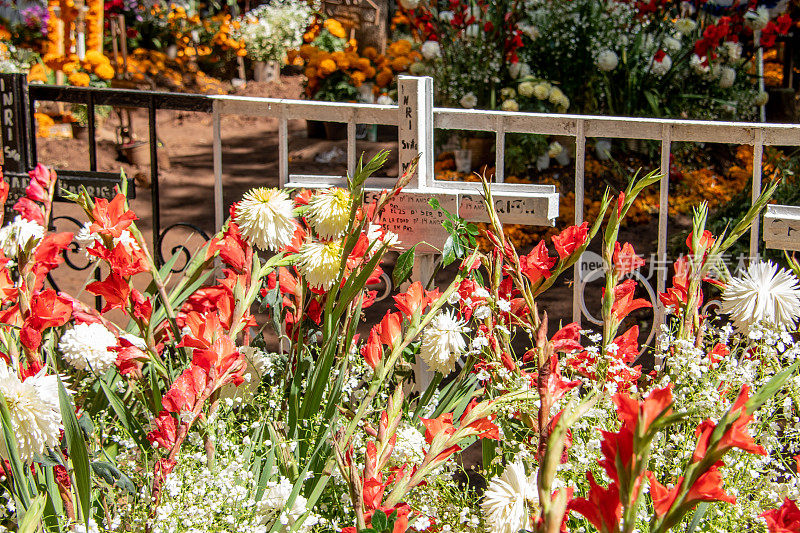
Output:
[
  {"xmin": 297, "ymin": 241, "xmax": 342, "ymax": 289},
  {"xmin": 460, "ymin": 92, "xmax": 478, "ymax": 109},
  {"xmin": 532, "ymin": 83, "xmax": 550, "ymax": 100},
  {"xmin": 59, "ymin": 322, "xmax": 118, "ymax": 373},
  {"xmin": 518, "ymin": 81, "xmax": 535, "ymax": 98},
  {"xmin": 306, "ymin": 188, "xmax": 352, "ymax": 240},
  {"xmin": 674, "ymin": 17, "xmax": 697, "ymax": 34},
  {"xmin": 419, "ymin": 309, "xmax": 467, "ymax": 374},
  {"xmin": 235, "ymin": 188, "xmax": 296, "ymax": 251},
  {"xmin": 0, "ymin": 364, "xmax": 64, "ymax": 463},
  {"xmin": 0, "ymin": 216, "xmax": 44, "ymax": 256},
  {"xmin": 690, "ymin": 54, "xmax": 709, "ymax": 75},
  {"xmin": 481, "ymin": 460, "xmax": 539, "ymax": 533},
  {"xmin": 721, "ymin": 261, "xmax": 800, "ymax": 331},
  {"xmin": 421, "ymin": 40, "xmax": 441, "ymax": 59},
  {"xmin": 257, "ymin": 477, "xmax": 320, "ymax": 533},
  {"xmin": 501, "ymin": 99, "xmax": 519, "ymax": 112},
  {"xmin": 651, "ymin": 54, "xmax": 672, "ymax": 76},
  {"xmin": 509, "ymin": 62, "xmax": 530, "ymax": 79},
  {"xmin": 724, "ymin": 41, "xmax": 743, "ymax": 61},
  {"xmin": 547, "ymin": 141, "xmax": 563, "ymax": 158},
  {"xmin": 376, "ymin": 94, "xmax": 394, "ymax": 105},
  {"xmin": 597, "ymin": 49, "xmax": 618, "ymax": 72},
  {"xmin": 719, "ymin": 66, "xmax": 736, "ymax": 88},
  {"xmin": 391, "ymin": 424, "xmax": 426, "ymax": 465},
  {"xmin": 664, "ymin": 36, "xmax": 682, "ymax": 52}
]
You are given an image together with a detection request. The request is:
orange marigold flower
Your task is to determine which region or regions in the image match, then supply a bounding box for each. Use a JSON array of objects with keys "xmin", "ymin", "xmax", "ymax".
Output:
[
  {"xmin": 318, "ymin": 59, "xmax": 337, "ymax": 76},
  {"xmin": 375, "ymin": 68, "xmax": 393, "ymax": 87},
  {"xmin": 68, "ymin": 71, "xmax": 91, "ymax": 87}
]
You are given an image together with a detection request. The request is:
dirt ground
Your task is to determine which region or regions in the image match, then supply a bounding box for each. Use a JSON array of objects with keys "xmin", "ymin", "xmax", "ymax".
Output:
[{"xmin": 31, "ymin": 75, "xmax": 659, "ymax": 337}]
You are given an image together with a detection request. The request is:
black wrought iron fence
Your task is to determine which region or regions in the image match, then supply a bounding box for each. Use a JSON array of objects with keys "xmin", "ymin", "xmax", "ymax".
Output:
[{"xmin": 1, "ymin": 72, "xmax": 215, "ymax": 270}]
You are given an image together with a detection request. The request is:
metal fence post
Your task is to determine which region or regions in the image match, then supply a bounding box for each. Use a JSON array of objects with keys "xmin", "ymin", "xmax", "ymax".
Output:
[{"xmin": 1, "ymin": 73, "xmax": 34, "ymax": 221}]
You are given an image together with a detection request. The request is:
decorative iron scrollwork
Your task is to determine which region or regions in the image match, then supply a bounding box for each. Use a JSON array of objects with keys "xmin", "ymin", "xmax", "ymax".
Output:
[{"xmin": 156, "ymin": 223, "xmax": 211, "ymax": 273}]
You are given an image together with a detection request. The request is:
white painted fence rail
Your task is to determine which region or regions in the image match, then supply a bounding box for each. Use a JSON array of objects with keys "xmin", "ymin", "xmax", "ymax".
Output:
[{"xmin": 209, "ymin": 75, "xmax": 800, "ymax": 330}]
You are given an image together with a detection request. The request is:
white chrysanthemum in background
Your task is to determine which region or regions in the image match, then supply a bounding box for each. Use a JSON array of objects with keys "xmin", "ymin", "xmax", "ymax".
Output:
[
  {"xmin": 481, "ymin": 460, "xmax": 539, "ymax": 533},
  {"xmin": 306, "ymin": 188, "xmax": 352, "ymax": 240},
  {"xmin": 547, "ymin": 141, "xmax": 563, "ymax": 158},
  {"xmin": 509, "ymin": 62, "xmax": 531, "ymax": 79},
  {"xmin": 0, "ymin": 364, "xmax": 64, "ymax": 463},
  {"xmin": 650, "ymin": 54, "xmax": 672, "ymax": 76},
  {"xmin": 376, "ymin": 94, "xmax": 394, "ymax": 105},
  {"xmin": 0, "ymin": 216, "xmax": 44, "ymax": 256},
  {"xmin": 460, "ymin": 92, "xmax": 478, "ymax": 109},
  {"xmin": 258, "ymin": 477, "xmax": 320, "ymax": 533},
  {"xmin": 721, "ymin": 261, "xmax": 800, "ymax": 331},
  {"xmin": 532, "ymin": 83, "xmax": 550, "ymax": 100},
  {"xmin": 724, "ymin": 41, "xmax": 743, "ymax": 61},
  {"xmin": 501, "ymin": 99, "xmax": 519, "ymax": 112},
  {"xmin": 690, "ymin": 54, "xmax": 710, "ymax": 75},
  {"xmin": 421, "ymin": 40, "xmax": 441, "ymax": 59},
  {"xmin": 438, "ymin": 10, "xmax": 454, "ymax": 22},
  {"xmin": 518, "ymin": 81, "xmax": 535, "ymax": 98},
  {"xmin": 674, "ymin": 17, "xmax": 697, "ymax": 34},
  {"xmin": 595, "ymin": 139, "xmax": 612, "ymax": 161},
  {"xmin": 297, "ymin": 241, "xmax": 342, "ymax": 289},
  {"xmin": 664, "ymin": 36, "xmax": 682, "ymax": 52},
  {"xmin": 419, "ymin": 309, "xmax": 467, "ymax": 374},
  {"xmin": 59, "ymin": 322, "xmax": 118, "ymax": 373},
  {"xmin": 235, "ymin": 188, "xmax": 296, "ymax": 251},
  {"xmin": 719, "ymin": 66, "xmax": 736, "ymax": 88},
  {"xmin": 597, "ymin": 49, "xmax": 618, "ymax": 72}
]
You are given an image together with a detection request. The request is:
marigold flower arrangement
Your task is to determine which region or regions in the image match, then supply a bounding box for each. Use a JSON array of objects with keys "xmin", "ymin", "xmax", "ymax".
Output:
[{"xmin": 0, "ymin": 149, "xmax": 799, "ymax": 533}]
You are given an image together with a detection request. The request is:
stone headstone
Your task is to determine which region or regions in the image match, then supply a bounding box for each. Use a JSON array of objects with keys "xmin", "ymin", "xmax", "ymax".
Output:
[{"xmin": 322, "ymin": 0, "xmax": 388, "ymax": 52}]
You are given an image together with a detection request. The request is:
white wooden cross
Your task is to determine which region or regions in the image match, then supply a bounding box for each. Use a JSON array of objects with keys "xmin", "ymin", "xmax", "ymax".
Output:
[{"xmin": 763, "ymin": 204, "xmax": 800, "ymax": 252}]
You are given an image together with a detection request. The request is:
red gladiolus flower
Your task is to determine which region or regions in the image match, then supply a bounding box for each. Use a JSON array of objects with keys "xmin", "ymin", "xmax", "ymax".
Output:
[
  {"xmin": 552, "ymin": 222, "xmax": 589, "ymax": 260},
  {"xmin": 599, "ymin": 427, "xmax": 635, "ymax": 485},
  {"xmin": 569, "ymin": 471, "xmax": 622, "ymax": 533},
  {"xmin": 13, "ymin": 196, "xmax": 45, "ymax": 225},
  {"xmin": 87, "ymin": 272, "xmax": 131, "ymax": 313},
  {"xmin": 114, "ymin": 343, "xmax": 148, "ymax": 378},
  {"xmin": 89, "ymin": 193, "xmax": 137, "ymax": 238},
  {"xmin": 708, "ymin": 343, "xmax": 729, "ymax": 364},
  {"xmin": 20, "ymin": 289, "xmax": 72, "ymax": 351},
  {"xmin": 361, "ymin": 328, "xmax": 383, "ymax": 369},
  {"xmin": 421, "ymin": 412, "xmax": 456, "ymax": 444},
  {"xmin": 378, "ymin": 311, "xmax": 402, "ymax": 348},
  {"xmin": 760, "ymin": 498, "xmax": 800, "ymax": 532},
  {"xmin": 30, "ymin": 232, "xmax": 73, "ymax": 288},
  {"xmin": 610, "ymin": 279, "xmax": 652, "ymax": 322},
  {"xmin": 24, "ymin": 177, "xmax": 48, "ymax": 203},
  {"xmin": 613, "ymin": 242, "xmax": 645, "ymax": 277},
  {"xmin": 646, "ymin": 467, "xmax": 735, "ymax": 518},
  {"xmin": 393, "ymin": 281, "xmax": 434, "ymax": 319},
  {"xmin": 550, "ymin": 322, "xmax": 583, "ymax": 353},
  {"xmin": 617, "ymin": 192, "xmax": 625, "ymax": 217},
  {"xmin": 610, "ymin": 326, "xmax": 640, "ymax": 364},
  {"xmin": 692, "ymin": 385, "xmax": 766, "ymax": 462},
  {"xmin": 162, "ymin": 364, "xmax": 210, "ymax": 414},
  {"xmin": 147, "ymin": 411, "xmax": 178, "ymax": 449},
  {"xmin": 520, "ymin": 240, "xmax": 556, "ymax": 284},
  {"xmin": 613, "ymin": 384, "xmax": 673, "ymax": 434},
  {"xmin": 686, "ymin": 230, "xmax": 715, "ymax": 255},
  {"xmin": 460, "ymin": 398, "xmax": 500, "ymax": 440}
]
